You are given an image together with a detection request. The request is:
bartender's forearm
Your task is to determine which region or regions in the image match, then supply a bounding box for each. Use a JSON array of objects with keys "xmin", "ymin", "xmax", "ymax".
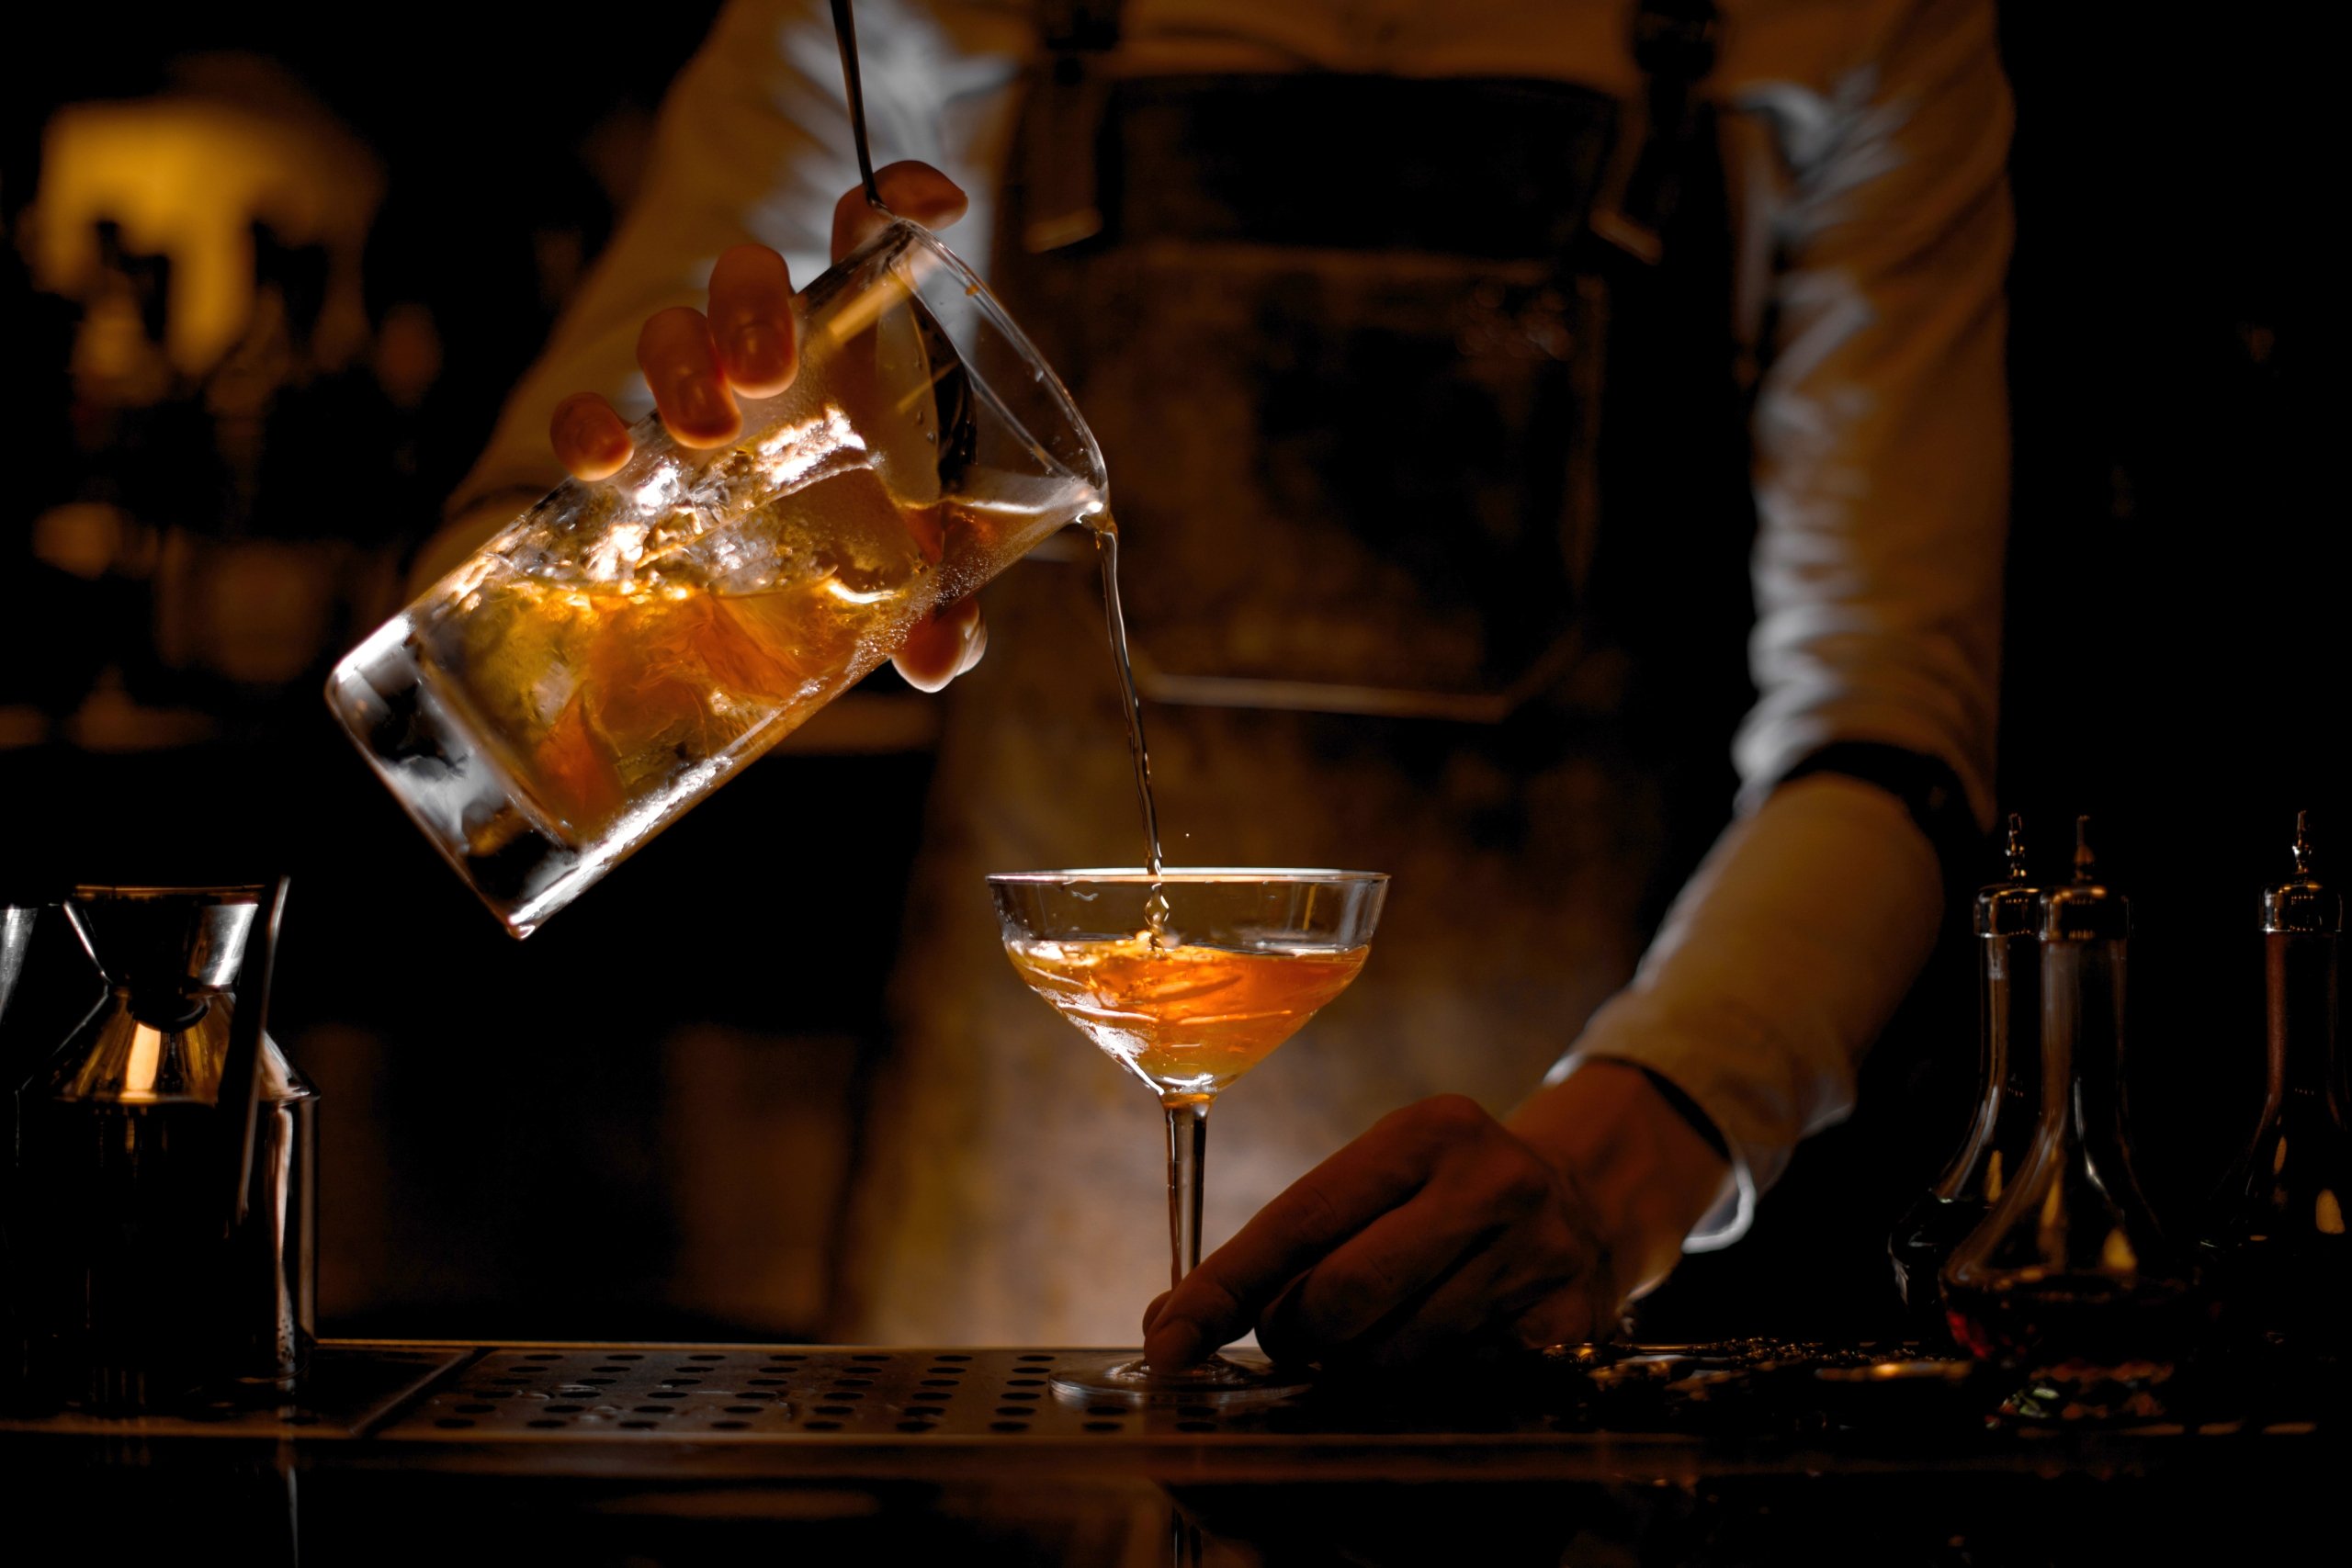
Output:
[{"xmin": 1549, "ymin": 772, "xmax": 1947, "ymax": 1250}]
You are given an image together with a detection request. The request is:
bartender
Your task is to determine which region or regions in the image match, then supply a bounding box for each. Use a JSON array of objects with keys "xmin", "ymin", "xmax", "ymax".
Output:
[{"xmin": 419, "ymin": 0, "xmax": 2009, "ymax": 1366}]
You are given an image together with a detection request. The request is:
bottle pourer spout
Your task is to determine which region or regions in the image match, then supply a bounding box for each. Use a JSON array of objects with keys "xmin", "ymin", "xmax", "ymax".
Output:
[
  {"xmin": 2041, "ymin": 813, "xmax": 2127, "ymax": 942},
  {"xmin": 2265, "ymin": 810, "xmax": 2339, "ymax": 934},
  {"xmin": 1974, "ymin": 811, "xmax": 2039, "ymax": 938}
]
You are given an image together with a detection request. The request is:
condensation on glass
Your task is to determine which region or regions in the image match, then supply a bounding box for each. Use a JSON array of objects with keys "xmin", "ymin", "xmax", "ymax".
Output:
[{"xmin": 327, "ymin": 223, "xmax": 1106, "ymax": 935}]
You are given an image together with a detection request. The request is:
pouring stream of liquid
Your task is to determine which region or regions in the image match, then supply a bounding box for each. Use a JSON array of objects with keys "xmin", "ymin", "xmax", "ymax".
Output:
[
  {"xmin": 831, "ymin": 4, "xmax": 1163, "ymax": 903},
  {"xmin": 1086, "ymin": 513, "xmax": 1170, "ymax": 897}
]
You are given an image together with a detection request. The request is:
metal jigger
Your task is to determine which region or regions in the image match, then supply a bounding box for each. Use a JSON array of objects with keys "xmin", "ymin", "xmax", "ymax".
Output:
[{"xmin": 13, "ymin": 881, "xmax": 312, "ymax": 1410}]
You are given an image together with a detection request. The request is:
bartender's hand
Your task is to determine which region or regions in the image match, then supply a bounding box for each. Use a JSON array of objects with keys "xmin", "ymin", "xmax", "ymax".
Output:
[
  {"xmin": 546, "ymin": 161, "xmax": 983, "ymax": 691},
  {"xmin": 1142, "ymin": 1061, "xmax": 1733, "ymax": 1371}
]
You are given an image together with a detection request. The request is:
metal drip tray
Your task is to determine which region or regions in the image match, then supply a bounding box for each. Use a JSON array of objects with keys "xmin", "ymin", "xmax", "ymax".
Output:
[
  {"xmin": 9, "ymin": 1340, "xmax": 2337, "ymax": 1470},
  {"xmin": 384, "ymin": 1347, "xmax": 1295, "ymax": 1443},
  {"xmin": 368, "ymin": 1341, "xmax": 2346, "ymax": 1454},
  {"xmin": 7, "ymin": 1343, "xmax": 2342, "ymax": 1562},
  {"xmin": 0, "ymin": 1344, "xmax": 468, "ymax": 1438}
]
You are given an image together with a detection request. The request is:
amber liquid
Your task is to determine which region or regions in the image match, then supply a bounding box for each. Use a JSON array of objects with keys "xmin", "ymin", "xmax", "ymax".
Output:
[
  {"xmin": 417, "ymin": 467, "xmax": 1040, "ymax": 845},
  {"xmin": 1943, "ymin": 1274, "xmax": 2198, "ymax": 1370},
  {"xmin": 335, "ymin": 249, "xmax": 1114, "ymax": 933},
  {"xmin": 1007, "ymin": 935, "xmax": 1370, "ymax": 1102}
]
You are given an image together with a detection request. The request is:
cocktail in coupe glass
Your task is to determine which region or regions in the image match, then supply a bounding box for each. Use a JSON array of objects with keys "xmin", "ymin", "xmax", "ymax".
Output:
[
  {"xmin": 988, "ymin": 868, "xmax": 1387, "ymax": 1401},
  {"xmin": 326, "ymin": 220, "xmax": 1108, "ymax": 937}
]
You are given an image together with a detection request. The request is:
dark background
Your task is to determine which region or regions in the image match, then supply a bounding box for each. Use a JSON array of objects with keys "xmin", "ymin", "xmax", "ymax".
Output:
[
  {"xmin": 1648, "ymin": 6, "xmax": 2340, "ymax": 1335},
  {"xmin": 0, "ymin": 3, "xmax": 2336, "ymax": 1342}
]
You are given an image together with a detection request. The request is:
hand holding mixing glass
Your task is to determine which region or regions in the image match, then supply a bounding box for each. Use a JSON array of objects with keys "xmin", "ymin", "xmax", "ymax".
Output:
[{"xmin": 327, "ymin": 1, "xmax": 1105, "ymax": 935}]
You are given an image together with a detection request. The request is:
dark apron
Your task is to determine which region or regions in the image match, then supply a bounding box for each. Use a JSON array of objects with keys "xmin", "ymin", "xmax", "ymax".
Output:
[{"xmin": 840, "ymin": 1, "xmax": 1758, "ymax": 1345}]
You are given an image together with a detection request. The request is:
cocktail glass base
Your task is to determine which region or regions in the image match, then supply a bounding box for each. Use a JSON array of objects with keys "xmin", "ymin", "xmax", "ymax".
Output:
[{"xmin": 1049, "ymin": 1349, "xmax": 1310, "ymax": 1405}]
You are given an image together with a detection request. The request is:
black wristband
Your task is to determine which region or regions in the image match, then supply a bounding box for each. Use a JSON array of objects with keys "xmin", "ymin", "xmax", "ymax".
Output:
[{"xmin": 1631, "ymin": 1065, "xmax": 1730, "ymax": 1165}]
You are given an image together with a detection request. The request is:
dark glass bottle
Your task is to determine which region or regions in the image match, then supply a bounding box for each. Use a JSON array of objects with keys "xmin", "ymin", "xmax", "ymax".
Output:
[
  {"xmin": 1889, "ymin": 815, "xmax": 2041, "ymax": 1338},
  {"xmin": 2201, "ymin": 812, "xmax": 2352, "ymax": 1357},
  {"xmin": 1942, "ymin": 819, "xmax": 2198, "ymax": 1381}
]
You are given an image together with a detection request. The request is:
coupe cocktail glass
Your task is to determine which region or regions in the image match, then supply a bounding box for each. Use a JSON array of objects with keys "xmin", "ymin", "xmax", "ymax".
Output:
[
  {"xmin": 328, "ymin": 221, "xmax": 1107, "ymax": 936},
  {"xmin": 988, "ymin": 868, "xmax": 1387, "ymax": 1401}
]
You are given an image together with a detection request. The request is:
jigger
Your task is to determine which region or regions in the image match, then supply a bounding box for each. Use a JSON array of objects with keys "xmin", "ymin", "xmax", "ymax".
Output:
[{"xmin": 10, "ymin": 882, "xmax": 312, "ymax": 1411}]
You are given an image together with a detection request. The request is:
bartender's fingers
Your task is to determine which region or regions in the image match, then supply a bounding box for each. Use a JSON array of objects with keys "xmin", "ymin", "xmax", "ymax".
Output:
[
  {"xmin": 638, "ymin": 306, "xmax": 741, "ymax": 448},
  {"xmin": 1258, "ymin": 1148, "xmax": 1555, "ymax": 1355},
  {"xmin": 551, "ymin": 391, "xmax": 635, "ymax": 480},
  {"xmin": 1144, "ymin": 1095, "xmax": 1477, "ymax": 1371},
  {"xmin": 707, "ymin": 244, "xmax": 798, "ymax": 397},
  {"xmin": 892, "ymin": 595, "xmax": 985, "ymax": 692},
  {"xmin": 1326, "ymin": 1213, "xmax": 1604, "ymax": 1369},
  {"xmin": 831, "ymin": 160, "xmax": 970, "ymax": 261},
  {"xmin": 1262, "ymin": 1241, "xmax": 1494, "ymax": 1370},
  {"xmin": 1507, "ymin": 1280, "xmax": 1613, "ymax": 1354}
]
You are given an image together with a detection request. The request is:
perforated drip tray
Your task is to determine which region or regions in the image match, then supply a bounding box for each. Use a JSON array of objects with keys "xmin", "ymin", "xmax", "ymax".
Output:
[
  {"xmin": 11, "ymin": 1341, "xmax": 2333, "ymax": 1460},
  {"xmin": 0, "ymin": 1344, "xmax": 469, "ymax": 1438},
  {"xmin": 383, "ymin": 1346, "xmax": 1325, "ymax": 1443}
]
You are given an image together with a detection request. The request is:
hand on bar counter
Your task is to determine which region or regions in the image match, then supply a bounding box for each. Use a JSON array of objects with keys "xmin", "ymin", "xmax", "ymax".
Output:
[{"xmin": 1144, "ymin": 1061, "xmax": 1734, "ymax": 1371}]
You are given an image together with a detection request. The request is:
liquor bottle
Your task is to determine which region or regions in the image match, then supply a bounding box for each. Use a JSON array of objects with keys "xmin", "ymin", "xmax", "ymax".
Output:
[
  {"xmin": 1942, "ymin": 818, "xmax": 2197, "ymax": 1379},
  {"xmin": 1888, "ymin": 815, "xmax": 2041, "ymax": 1338},
  {"xmin": 2201, "ymin": 812, "xmax": 2352, "ymax": 1356}
]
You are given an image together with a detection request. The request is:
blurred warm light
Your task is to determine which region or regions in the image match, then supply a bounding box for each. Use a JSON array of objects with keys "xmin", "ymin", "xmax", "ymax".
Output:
[
  {"xmin": 154, "ymin": 536, "xmax": 345, "ymax": 687},
  {"xmin": 123, "ymin": 1022, "xmax": 164, "ymax": 1102},
  {"xmin": 31, "ymin": 59, "xmax": 381, "ymax": 373},
  {"xmin": 32, "ymin": 502, "xmax": 140, "ymax": 581}
]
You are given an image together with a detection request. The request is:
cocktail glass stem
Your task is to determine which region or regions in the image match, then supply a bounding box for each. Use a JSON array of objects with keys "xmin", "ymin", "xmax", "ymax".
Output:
[{"xmin": 1165, "ymin": 1099, "xmax": 1210, "ymax": 1292}]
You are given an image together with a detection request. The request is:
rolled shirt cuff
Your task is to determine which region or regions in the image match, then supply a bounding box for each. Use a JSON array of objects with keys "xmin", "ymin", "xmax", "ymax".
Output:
[
  {"xmin": 1551, "ymin": 1037, "xmax": 1763, "ymax": 1253},
  {"xmin": 1545, "ymin": 772, "xmax": 1946, "ymax": 1252}
]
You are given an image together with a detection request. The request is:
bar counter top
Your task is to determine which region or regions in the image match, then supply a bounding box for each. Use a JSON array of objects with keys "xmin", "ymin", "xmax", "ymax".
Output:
[{"xmin": 6, "ymin": 1339, "xmax": 2342, "ymax": 1565}]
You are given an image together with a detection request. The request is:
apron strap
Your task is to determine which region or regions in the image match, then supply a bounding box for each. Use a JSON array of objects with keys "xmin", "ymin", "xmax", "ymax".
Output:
[
  {"xmin": 1037, "ymin": 0, "xmax": 1122, "ymax": 51},
  {"xmin": 1590, "ymin": 0, "xmax": 1723, "ymax": 267},
  {"xmin": 1023, "ymin": 0, "xmax": 1126, "ymax": 253}
]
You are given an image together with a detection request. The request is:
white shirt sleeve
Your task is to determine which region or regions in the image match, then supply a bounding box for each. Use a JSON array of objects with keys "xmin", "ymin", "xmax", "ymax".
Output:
[
  {"xmin": 442, "ymin": 0, "xmax": 2008, "ymax": 1248},
  {"xmin": 1556, "ymin": 0, "xmax": 2013, "ymax": 1247},
  {"xmin": 447, "ymin": 0, "xmax": 1029, "ymax": 518}
]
